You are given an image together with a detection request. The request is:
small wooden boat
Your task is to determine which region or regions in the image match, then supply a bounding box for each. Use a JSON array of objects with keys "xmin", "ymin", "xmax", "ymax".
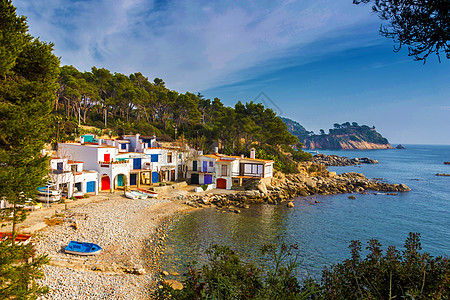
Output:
[
  {"xmin": 125, "ymin": 191, "xmax": 139, "ymax": 199},
  {"xmin": 444, "ymin": 162, "xmax": 450, "ymax": 165},
  {"xmin": 137, "ymin": 188, "xmax": 158, "ymax": 198},
  {"xmin": 65, "ymin": 241, "xmax": 102, "ymax": 255},
  {"xmin": 0, "ymin": 232, "xmax": 32, "ymax": 245},
  {"xmin": 37, "ymin": 187, "xmax": 61, "ymax": 202}
]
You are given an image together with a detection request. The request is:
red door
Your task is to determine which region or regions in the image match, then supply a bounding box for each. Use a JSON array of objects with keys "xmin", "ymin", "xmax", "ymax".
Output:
[
  {"xmin": 104, "ymin": 153, "xmax": 110, "ymax": 162},
  {"xmin": 217, "ymin": 178, "xmax": 227, "ymax": 189},
  {"xmin": 101, "ymin": 175, "xmax": 110, "ymax": 191}
]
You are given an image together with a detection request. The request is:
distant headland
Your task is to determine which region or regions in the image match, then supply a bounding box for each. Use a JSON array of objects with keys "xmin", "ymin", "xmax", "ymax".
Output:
[{"xmin": 281, "ymin": 118, "xmax": 393, "ymax": 150}]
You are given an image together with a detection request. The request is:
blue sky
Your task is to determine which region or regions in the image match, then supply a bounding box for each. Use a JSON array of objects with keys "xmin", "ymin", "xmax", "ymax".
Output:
[{"xmin": 16, "ymin": 0, "xmax": 450, "ymax": 144}]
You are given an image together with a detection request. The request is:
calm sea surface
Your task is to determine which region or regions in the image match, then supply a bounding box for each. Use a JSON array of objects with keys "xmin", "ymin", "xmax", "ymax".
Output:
[{"xmin": 161, "ymin": 145, "xmax": 450, "ymax": 278}]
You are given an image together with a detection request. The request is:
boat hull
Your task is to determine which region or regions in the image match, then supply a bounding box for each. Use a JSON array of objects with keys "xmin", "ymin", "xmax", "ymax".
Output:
[
  {"xmin": 65, "ymin": 241, "xmax": 102, "ymax": 256},
  {"xmin": 0, "ymin": 232, "xmax": 32, "ymax": 245}
]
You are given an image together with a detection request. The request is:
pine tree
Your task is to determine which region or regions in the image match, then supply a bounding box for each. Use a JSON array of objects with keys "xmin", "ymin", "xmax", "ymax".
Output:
[
  {"xmin": 0, "ymin": 1, "xmax": 59, "ymax": 298},
  {"xmin": 0, "ymin": 0, "xmax": 60, "ymax": 234}
]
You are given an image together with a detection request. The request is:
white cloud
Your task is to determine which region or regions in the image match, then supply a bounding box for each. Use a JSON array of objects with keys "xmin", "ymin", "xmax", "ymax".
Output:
[{"xmin": 15, "ymin": 0, "xmax": 379, "ymax": 92}]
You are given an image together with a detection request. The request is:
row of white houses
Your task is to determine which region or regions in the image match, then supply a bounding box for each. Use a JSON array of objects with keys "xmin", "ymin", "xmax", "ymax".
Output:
[{"xmin": 50, "ymin": 134, "xmax": 274, "ymax": 197}]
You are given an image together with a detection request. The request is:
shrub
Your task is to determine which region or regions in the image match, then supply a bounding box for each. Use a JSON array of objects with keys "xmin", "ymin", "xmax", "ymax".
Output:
[
  {"xmin": 321, "ymin": 233, "xmax": 449, "ymax": 299},
  {"xmin": 154, "ymin": 241, "xmax": 317, "ymax": 299},
  {"xmin": 201, "ymin": 184, "xmax": 208, "ymax": 191}
]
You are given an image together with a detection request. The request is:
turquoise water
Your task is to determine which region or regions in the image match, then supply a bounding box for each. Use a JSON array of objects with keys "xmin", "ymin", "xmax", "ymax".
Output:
[{"xmin": 161, "ymin": 145, "xmax": 450, "ymax": 278}]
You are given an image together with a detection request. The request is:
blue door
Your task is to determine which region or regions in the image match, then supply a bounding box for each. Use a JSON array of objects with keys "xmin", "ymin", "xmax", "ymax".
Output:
[
  {"xmin": 130, "ymin": 174, "xmax": 137, "ymax": 185},
  {"xmin": 86, "ymin": 181, "xmax": 95, "ymax": 193},
  {"xmin": 203, "ymin": 161, "xmax": 208, "ymax": 172},
  {"xmin": 204, "ymin": 174, "xmax": 213, "ymax": 184},
  {"xmin": 152, "ymin": 172, "xmax": 159, "ymax": 183},
  {"xmin": 133, "ymin": 158, "xmax": 141, "ymax": 170}
]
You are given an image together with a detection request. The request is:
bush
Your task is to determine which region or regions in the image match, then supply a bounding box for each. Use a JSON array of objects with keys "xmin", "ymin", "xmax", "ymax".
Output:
[
  {"xmin": 201, "ymin": 184, "xmax": 208, "ymax": 191},
  {"xmin": 154, "ymin": 241, "xmax": 318, "ymax": 300},
  {"xmin": 293, "ymin": 151, "xmax": 313, "ymax": 162},
  {"xmin": 321, "ymin": 233, "xmax": 449, "ymax": 299}
]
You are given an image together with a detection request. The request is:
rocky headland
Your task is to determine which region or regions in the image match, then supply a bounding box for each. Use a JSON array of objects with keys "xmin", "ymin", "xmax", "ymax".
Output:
[{"xmin": 304, "ymin": 138, "xmax": 393, "ymax": 150}]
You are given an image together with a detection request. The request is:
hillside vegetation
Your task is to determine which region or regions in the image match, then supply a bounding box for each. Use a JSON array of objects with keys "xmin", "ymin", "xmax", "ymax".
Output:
[{"xmin": 52, "ymin": 66, "xmax": 312, "ymax": 172}]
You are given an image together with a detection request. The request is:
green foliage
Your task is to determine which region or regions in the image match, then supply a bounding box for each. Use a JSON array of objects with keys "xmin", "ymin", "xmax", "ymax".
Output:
[
  {"xmin": 256, "ymin": 147, "xmax": 299, "ymax": 174},
  {"xmin": 201, "ymin": 184, "xmax": 208, "ymax": 191},
  {"xmin": 0, "ymin": 237, "xmax": 49, "ymax": 299},
  {"xmin": 154, "ymin": 242, "xmax": 317, "ymax": 300},
  {"xmin": 292, "ymin": 151, "xmax": 313, "ymax": 162},
  {"xmin": 0, "ymin": 0, "xmax": 60, "ymax": 235},
  {"xmin": 354, "ymin": 0, "xmax": 449, "ymax": 62},
  {"xmin": 321, "ymin": 232, "xmax": 449, "ymax": 299},
  {"xmin": 280, "ymin": 117, "xmax": 310, "ymax": 141}
]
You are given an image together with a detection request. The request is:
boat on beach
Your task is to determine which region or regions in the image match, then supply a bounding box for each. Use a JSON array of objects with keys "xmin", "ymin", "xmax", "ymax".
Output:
[
  {"xmin": 137, "ymin": 188, "xmax": 158, "ymax": 198},
  {"xmin": 0, "ymin": 232, "xmax": 32, "ymax": 245},
  {"xmin": 64, "ymin": 241, "xmax": 102, "ymax": 255},
  {"xmin": 36, "ymin": 187, "xmax": 61, "ymax": 202},
  {"xmin": 125, "ymin": 190, "xmax": 148, "ymax": 199}
]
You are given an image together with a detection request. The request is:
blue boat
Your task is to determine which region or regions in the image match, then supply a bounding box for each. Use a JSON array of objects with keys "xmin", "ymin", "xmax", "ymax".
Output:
[{"xmin": 64, "ymin": 241, "xmax": 102, "ymax": 256}]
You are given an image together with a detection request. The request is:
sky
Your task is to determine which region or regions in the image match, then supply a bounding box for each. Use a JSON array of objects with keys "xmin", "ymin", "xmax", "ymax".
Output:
[{"xmin": 15, "ymin": 0, "xmax": 450, "ymax": 145}]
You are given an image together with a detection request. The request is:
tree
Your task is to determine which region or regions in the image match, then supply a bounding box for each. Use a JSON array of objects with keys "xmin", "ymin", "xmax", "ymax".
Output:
[
  {"xmin": 0, "ymin": 1, "xmax": 59, "ymax": 298},
  {"xmin": 0, "ymin": 0, "xmax": 60, "ymax": 234},
  {"xmin": 319, "ymin": 129, "xmax": 325, "ymax": 135},
  {"xmin": 354, "ymin": 0, "xmax": 450, "ymax": 62}
]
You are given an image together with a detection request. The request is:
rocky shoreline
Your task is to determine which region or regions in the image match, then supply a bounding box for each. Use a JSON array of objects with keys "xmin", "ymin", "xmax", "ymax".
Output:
[
  {"xmin": 312, "ymin": 153, "xmax": 378, "ymax": 166},
  {"xmin": 182, "ymin": 162, "xmax": 410, "ymax": 210}
]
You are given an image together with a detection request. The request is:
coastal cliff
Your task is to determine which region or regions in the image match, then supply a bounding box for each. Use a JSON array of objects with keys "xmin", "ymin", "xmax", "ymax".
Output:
[
  {"xmin": 280, "ymin": 118, "xmax": 393, "ymax": 150},
  {"xmin": 304, "ymin": 137, "xmax": 393, "ymax": 150}
]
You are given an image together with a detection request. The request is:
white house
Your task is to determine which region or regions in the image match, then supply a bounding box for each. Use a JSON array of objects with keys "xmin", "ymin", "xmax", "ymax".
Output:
[
  {"xmin": 58, "ymin": 142, "xmax": 130, "ymax": 193},
  {"xmin": 187, "ymin": 148, "xmax": 274, "ymax": 190},
  {"xmin": 48, "ymin": 158, "xmax": 99, "ymax": 197}
]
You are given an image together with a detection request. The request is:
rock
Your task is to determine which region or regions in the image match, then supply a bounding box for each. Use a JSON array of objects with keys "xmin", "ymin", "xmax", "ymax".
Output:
[
  {"xmin": 399, "ymin": 184, "xmax": 411, "ymax": 191},
  {"xmin": 348, "ymin": 195, "xmax": 356, "ymax": 199},
  {"xmin": 286, "ymin": 202, "xmax": 294, "ymax": 208},
  {"xmin": 161, "ymin": 270, "xmax": 169, "ymax": 276},
  {"xmin": 396, "ymin": 144, "xmax": 406, "ymax": 149},
  {"xmin": 304, "ymin": 178, "xmax": 316, "ymax": 188},
  {"xmin": 170, "ymin": 271, "xmax": 180, "ymax": 276},
  {"xmin": 257, "ymin": 182, "xmax": 267, "ymax": 195},
  {"xmin": 163, "ymin": 279, "xmax": 183, "ymax": 290}
]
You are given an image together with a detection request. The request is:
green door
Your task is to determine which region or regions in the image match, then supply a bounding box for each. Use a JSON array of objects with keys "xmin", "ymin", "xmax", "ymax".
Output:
[{"xmin": 117, "ymin": 174, "xmax": 124, "ymax": 187}]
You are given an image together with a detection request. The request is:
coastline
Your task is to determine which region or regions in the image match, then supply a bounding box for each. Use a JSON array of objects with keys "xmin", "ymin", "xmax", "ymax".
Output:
[
  {"xmin": 33, "ymin": 193, "xmax": 192, "ymax": 299},
  {"xmin": 23, "ymin": 156, "xmax": 412, "ymax": 298}
]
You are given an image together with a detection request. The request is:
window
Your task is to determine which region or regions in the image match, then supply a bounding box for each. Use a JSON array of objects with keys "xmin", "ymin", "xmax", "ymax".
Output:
[
  {"xmin": 244, "ymin": 164, "xmax": 252, "ymax": 174},
  {"xmin": 221, "ymin": 165, "xmax": 227, "ymax": 176},
  {"xmin": 209, "ymin": 161, "xmax": 214, "ymax": 167},
  {"xmin": 252, "ymin": 164, "xmax": 258, "ymax": 174},
  {"xmin": 71, "ymin": 165, "xmax": 77, "ymax": 172},
  {"xmin": 258, "ymin": 165, "xmax": 263, "ymax": 175},
  {"xmin": 151, "ymin": 154, "xmax": 159, "ymax": 162},
  {"xmin": 167, "ymin": 153, "xmax": 172, "ymax": 163},
  {"xmin": 121, "ymin": 143, "xmax": 127, "ymax": 150}
]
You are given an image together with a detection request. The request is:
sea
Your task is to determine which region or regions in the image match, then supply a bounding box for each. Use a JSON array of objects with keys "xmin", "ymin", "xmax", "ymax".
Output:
[{"xmin": 160, "ymin": 145, "xmax": 450, "ymax": 279}]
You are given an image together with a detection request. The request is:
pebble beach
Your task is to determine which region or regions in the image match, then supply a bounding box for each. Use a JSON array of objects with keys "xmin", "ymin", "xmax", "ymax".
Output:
[{"xmin": 33, "ymin": 193, "xmax": 191, "ymax": 299}]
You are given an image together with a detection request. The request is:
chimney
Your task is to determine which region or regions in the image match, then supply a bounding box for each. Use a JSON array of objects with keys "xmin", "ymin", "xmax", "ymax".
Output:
[
  {"xmin": 250, "ymin": 148, "xmax": 256, "ymax": 159},
  {"xmin": 241, "ymin": 154, "xmax": 244, "ymax": 159},
  {"xmin": 98, "ymin": 139, "xmax": 102, "ymax": 145},
  {"xmin": 80, "ymin": 136, "xmax": 85, "ymax": 144},
  {"xmin": 213, "ymin": 147, "xmax": 219, "ymax": 154}
]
